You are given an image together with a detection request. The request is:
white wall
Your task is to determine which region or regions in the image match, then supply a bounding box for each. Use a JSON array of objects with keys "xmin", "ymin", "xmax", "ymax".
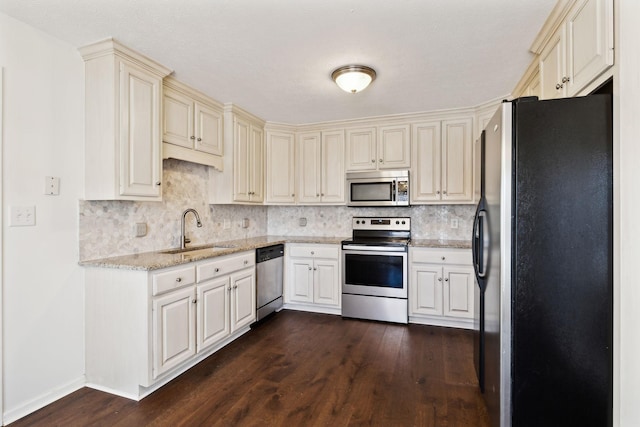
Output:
[
  {"xmin": 616, "ymin": 1, "xmax": 640, "ymax": 425},
  {"xmin": 0, "ymin": 13, "xmax": 85, "ymax": 423}
]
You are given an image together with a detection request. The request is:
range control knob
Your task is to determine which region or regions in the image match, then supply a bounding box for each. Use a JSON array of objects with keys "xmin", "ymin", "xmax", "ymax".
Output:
[
  {"xmin": 402, "ymin": 220, "xmax": 406, "ymax": 224},
  {"xmin": 396, "ymin": 220, "xmax": 400, "ymax": 224}
]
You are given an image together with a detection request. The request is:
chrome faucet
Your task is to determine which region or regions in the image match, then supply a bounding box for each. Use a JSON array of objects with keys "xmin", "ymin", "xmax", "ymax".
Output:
[{"xmin": 181, "ymin": 208, "xmax": 203, "ymax": 249}]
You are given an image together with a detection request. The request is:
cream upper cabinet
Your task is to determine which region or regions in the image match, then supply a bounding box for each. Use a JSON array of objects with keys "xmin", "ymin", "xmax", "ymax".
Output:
[
  {"xmin": 80, "ymin": 38, "xmax": 171, "ymax": 201},
  {"xmin": 411, "ymin": 117, "xmax": 473, "ymax": 204},
  {"xmin": 210, "ymin": 104, "xmax": 265, "ymax": 204},
  {"xmin": 265, "ymin": 129, "xmax": 296, "ymax": 204},
  {"xmin": 162, "ymin": 78, "xmax": 224, "ymax": 169},
  {"xmin": 539, "ymin": 0, "xmax": 613, "ymax": 99},
  {"xmin": 298, "ymin": 130, "xmax": 345, "ymax": 204},
  {"xmin": 377, "ymin": 125, "xmax": 411, "ymax": 169},
  {"xmin": 345, "ymin": 127, "xmax": 377, "ymax": 171},
  {"xmin": 345, "ymin": 125, "xmax": 410, "ymax": 171}
]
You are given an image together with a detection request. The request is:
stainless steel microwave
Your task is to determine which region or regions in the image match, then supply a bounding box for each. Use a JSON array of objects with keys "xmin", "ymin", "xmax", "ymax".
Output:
[{"xmin": 346, "ymin": 170, "xmax": 410, "ymax": 207}]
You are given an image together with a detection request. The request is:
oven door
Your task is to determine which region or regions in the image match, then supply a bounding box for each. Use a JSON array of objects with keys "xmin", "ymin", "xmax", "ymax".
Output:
[{"xmin": 342, "ymin": 246, "xmax": 408, "ymax": 298}]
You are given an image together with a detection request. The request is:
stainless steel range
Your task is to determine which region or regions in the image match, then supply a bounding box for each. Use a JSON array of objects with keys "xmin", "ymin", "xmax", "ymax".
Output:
[{"xmin": 341, "ymin": 217, "xmax": 410, "ymax": 324}]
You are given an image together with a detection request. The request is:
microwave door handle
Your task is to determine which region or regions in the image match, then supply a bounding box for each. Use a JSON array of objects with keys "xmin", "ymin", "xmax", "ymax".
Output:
[{"xmin": 392, "ymin": 181, "xmax": 396, "ymax": 202}]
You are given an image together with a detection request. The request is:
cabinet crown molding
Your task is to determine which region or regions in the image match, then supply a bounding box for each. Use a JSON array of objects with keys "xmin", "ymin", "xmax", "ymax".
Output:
[
  {"xmin": 529, "ymin": 0, "xmax": 575, "ymax": 54},
  {"xmin": 224, "ymin": 102, "xmax": 266, "ymax": 126},
  {"xmin": 79, "ymin": 37, "xmax": 172, "ymax": 77}
]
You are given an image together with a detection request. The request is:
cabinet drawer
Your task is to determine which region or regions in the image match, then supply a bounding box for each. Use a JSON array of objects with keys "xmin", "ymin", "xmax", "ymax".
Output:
[
  {"xmin": 288, "ymin": 245, "xmax": 339, "ymax": 259},
  {"xmin": 411, "ymin": 248, "xmax": 471, "ymax": 266},
  {"xmin": 197, "ymin": 251, "xmax": 255, "ymax": 282},
  {"xmin": 152, "ymin": 266, "xmax": 196, "ymax": 296}
]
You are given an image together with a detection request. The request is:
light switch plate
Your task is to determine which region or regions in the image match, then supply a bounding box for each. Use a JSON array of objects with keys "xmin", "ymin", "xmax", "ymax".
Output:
[
  {"xmin": 135, "ymin": 222, "xmax": 147, "ymax": 237},
  {"xmin": 10, "ymin": 206, "xmax": 36, "ymax": 226}
]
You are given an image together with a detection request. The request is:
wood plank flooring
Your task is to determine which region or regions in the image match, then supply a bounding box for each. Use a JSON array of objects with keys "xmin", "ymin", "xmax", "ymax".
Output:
[{"xmin": 11, "ymin": 311, "xmax": 489, "ymax": 427}]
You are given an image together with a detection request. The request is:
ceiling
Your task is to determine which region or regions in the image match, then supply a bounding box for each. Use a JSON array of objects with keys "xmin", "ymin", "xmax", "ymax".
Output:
[{"xmin": 0, "ymin": 0, "xmax": 558, "ymax": 124}]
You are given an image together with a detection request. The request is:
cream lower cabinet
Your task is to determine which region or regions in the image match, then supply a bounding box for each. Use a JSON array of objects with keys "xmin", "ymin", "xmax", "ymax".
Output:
[
  {"xmin": 85, "ymin": 251, "xmax": 255, "ymax": 400},
  {"xmin": 285, "ymin": 244, "xmax": 341, "ymax": 314},
  {"xmin": 409, "ymin": 247, "xmax": 475, "ymax": 329},
  {"xmin": 411, "ymin": 117, "xmax": 474, "ymax": 204}
]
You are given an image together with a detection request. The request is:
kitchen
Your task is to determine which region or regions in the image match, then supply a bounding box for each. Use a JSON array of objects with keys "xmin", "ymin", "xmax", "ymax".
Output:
[{"xmin": 1, "ymin": 1, "xmax": 639, "ymax": 426}]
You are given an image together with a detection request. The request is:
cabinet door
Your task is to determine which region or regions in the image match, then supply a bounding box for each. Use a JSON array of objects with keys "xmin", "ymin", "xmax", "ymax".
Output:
[
  {"xmin": 249, "ymin": 125, "xmax": 264, "ymax": 202},
  {"xmin": 378, "ymin": 125, "xmax": 411, "ymax": 169},
  {"xmin": 197, "ymin": 277, "xmax": 230, "ymax": 352},
  {"xmin": 266, "ymin": 131, "xmax": 296, "ymax": 204},
  {"xmin": 230, "ymin": 268, "xmax": 256, "ymax": 332},
  {"xmin": 194, "ymin": 101, "xmax": 223, "ymax": 156},
  {"xmin": 288, "ymin": 258, "xmax": 314, "ymax": 303},
  {"xmin": 298, "ymin": 132, "xmax": 322, "ymax": 203},
  {"xmin": 526, "ymin": 71, "xmax": 541, "ymax": 98},
  {"xmin": 565, "ymin": 0, "xmax": 614, "ymax": 96},
  {"xmin": 539, "ymin": 29, "xmax": 566, "ymax": 100},
  {"xmin": 443, "ymin": 266, "xmax": 474, "ymax": 319},
  {"xmin": 163, "ymin": 87, "xmax": 194, "ymax": 149},
  {"xmin": 233, "ymin": 117, "xmax": 251, "ymax": 202},
  {"xmin": 410, "ymin": 264, "xmax": 443, "ymax": 316},
  {"xmin": 345, "ymin": 128, "xmax": 377, "ymax": 171},
  {"xmin": 411, "ymin": 121, "xmax": 441, "ymax": 203},
  {"xmin": 313, "ymin": 259, "xmax": 340, "ymax": 307},
  {"xmin": 321, "ymin": 130, "xmax": 345, "ymax": 203},
  {"xmin": 442, "ymin": 118, "xmax": 473, "ymax": 202},
  {"xmin": 119, "ymin": 61, "xmax": 162, "ymax": 198},
  {"xmin": 152, "ymin": 287, "xmax": 196, "ymax": 379}
]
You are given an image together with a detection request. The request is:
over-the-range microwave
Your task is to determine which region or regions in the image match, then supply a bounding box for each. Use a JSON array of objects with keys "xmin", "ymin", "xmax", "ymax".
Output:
[{"xmin": 346, "ymin": 170, "xmax": 410, "ymax": 207}]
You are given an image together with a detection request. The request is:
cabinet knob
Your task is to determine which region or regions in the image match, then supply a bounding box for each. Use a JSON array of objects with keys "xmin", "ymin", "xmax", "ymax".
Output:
[
  {"xmin": 228, "ymin": 287, "xmax": 231, "ymax": 291},
  {"xmin": 190, "ymin": 135, "xmax": 196, "ymax": 140},
  {"xmin": 311, "ymin": 251, "xmax": 315, "ymax": 255},
  {"xmin": 438, "ymin": 277, "xmax": 442, "ymax": 282},
  {"xmin": 197, "ymin": 137, "xmax": 202, "ymax": 141},
  {"xmin": 233, "ymin": 285, "xmax": 238, "ymax": 289},
  {"xmin": 436, "ymin": 190, "xmax": 440, "ymax": 195},
  {"xmin": 308, "ymin": 266, "xmax": 312, "ymax": 270},
  {"xmin": 443, "ymin": 191, "xmax": 447, "ymax": 195},
  {"xmin": 244, "ymin": 260, "xmax": 248, "ymax": 265},
  {"xmin": 445, "ymin": 278, "xmax": 449, "ymax": 282},
  {"xmin": 562, "ymin": 76, "xmax": 570, "ymax": 83},
  {"xmin": 192, "ymin": 299, "xmax": 197, "ymax": 304},
  {"xmin": 441, "ymin": 256, "xmax": 446, "ymax": 260},
  {"xmin": 371, "ymin": 159, "xmax": 375, "ymax": 163},
  {"xmin": 291, "ymin": 194, "xmax": 295, "ymax": 197},
  {"xmin": 156, "ymin": 182, "xmax": 161, "ymax": 186},
  {"xmin": 556, "ymin": 83, "xmax": 564, "ymax": 90},
  {"xmin": 214, "ymin": 268, "xmax": 220, "ymax": 273},
  {"xmin": 321, "ymin": 193, "xmax": 324, "ymax": 196},
  {"xmin": 316, "ymin": 193, "xmax": 320, "ymax": 197},
  {"xmin": 313, "ymin": 267, "xmax": 317, "ymax": 271},
  {"xmin": 379, "ymin": 158, "xmax": 383, "ymax": 163},
  {"xmin": 176, "ymin": 277, "xmax": 182, "ymax": 282}
]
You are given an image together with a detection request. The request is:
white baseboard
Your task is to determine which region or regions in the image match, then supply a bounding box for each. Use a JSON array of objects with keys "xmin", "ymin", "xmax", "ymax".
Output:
[
  {"xmin": 409, "ymin": 315, "xmax": 474, "ymax": 330},
  {"xmin": 282, "ymin": 304, "xmax": 341, "ymax": 316},
  {"xmin": 3, "ymin": 376, "xmax": 85, "ymax": 425}
]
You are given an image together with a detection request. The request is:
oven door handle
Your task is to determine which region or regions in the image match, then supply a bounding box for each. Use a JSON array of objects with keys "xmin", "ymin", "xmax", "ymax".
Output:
[{"xmin": 342, "ymin": 245, "xmax": 407, "ymax": 253}]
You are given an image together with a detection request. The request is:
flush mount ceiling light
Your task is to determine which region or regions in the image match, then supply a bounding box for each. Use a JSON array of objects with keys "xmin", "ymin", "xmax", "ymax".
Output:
[{"xmin": 331, "ymin": 65, "xmax": 377, "ymax": 93}]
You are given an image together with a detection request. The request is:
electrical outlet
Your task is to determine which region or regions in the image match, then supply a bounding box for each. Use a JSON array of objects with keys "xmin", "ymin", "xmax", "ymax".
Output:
[
  {"xmin": 135, "ymin": 222, "xmax": 147, "ymax": 237},
  {"xmin": 242, "ymin": 218, "xmax": 249, "ymax": 228},
  {"xmin": 451, "ymin": 219, "xmax": 459, "ymax": 229},
  {"xmin": 10, "ymin": 206, "xmax": 36, "ymax": 226},
  {"xmin": 299, "ymin": 217, "xmax": 307, "ymax": 227},
  {"xmin": 223, "ymin": 219, "xmax": 231, "ymax": 230}
]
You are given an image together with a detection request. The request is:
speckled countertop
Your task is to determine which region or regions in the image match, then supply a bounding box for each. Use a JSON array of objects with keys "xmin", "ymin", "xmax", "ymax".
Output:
[{"xmin": 79, "ymin": 235, "xmax": 471, "ymax": 271}]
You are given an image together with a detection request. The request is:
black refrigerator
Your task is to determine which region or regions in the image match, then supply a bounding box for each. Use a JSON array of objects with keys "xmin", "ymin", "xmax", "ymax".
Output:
[{"xmin": 472, "ymin": 95, "xmax": 613, "ymax": 427}]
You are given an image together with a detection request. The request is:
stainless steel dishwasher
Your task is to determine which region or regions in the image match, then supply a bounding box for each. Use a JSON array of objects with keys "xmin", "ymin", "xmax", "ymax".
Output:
[{"xmin": 255, "ymin": 244, "xmax": 284, "ymax": 321}]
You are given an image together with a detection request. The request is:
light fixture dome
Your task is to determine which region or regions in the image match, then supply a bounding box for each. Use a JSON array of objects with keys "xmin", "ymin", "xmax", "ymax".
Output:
[{"xmin": 331, "ymin": 65, "xmax": 376, "ymax": 93}]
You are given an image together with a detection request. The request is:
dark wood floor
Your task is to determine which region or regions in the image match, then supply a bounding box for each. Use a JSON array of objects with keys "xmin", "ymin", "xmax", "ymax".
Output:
[{"xmin": 11, "ymin": 311, "xmax": 489, "ymax": 427}]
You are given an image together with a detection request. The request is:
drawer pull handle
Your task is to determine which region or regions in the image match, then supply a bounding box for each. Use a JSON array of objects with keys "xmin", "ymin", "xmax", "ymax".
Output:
[
  {"xmin": 214, "ymin": 268, "xmax": 220, "ymax": 273},
  {"xmin": 176, "ymin": 277, "xmax": 182, "ymax": 282},
  {"xmin": 244, "ymin": 260, "xmax": 248, "ymax": 265}
]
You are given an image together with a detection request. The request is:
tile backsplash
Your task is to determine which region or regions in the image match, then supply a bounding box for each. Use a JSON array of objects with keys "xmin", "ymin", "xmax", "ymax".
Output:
[{"xmin": 79, "ymin": 160, "xmax": 475, "ymax": 260}]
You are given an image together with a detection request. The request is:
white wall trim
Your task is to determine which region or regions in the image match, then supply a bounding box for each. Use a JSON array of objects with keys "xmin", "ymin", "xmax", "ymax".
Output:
[
  {"xmin": 2, "ymin": 376, "xmax": 84, "ymax": 425},
  {"xmin": 1, "ymin": 66, "xmax": 5, "ymax": 427}
]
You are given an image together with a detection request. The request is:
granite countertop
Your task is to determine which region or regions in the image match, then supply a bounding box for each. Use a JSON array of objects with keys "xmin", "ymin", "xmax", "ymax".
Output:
[
  {"xmin": 79, "ymin": 235, "xmax": 472, "ymax": 271},
  {"xmin": 410, "ymin": 239, "xmax": 472, "ymax": 250}
]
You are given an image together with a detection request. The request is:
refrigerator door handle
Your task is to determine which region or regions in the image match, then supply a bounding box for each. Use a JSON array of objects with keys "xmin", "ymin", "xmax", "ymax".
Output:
[{"xmin": 472, "ymin": 199, "xmax": 488, "ymax": 283}]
